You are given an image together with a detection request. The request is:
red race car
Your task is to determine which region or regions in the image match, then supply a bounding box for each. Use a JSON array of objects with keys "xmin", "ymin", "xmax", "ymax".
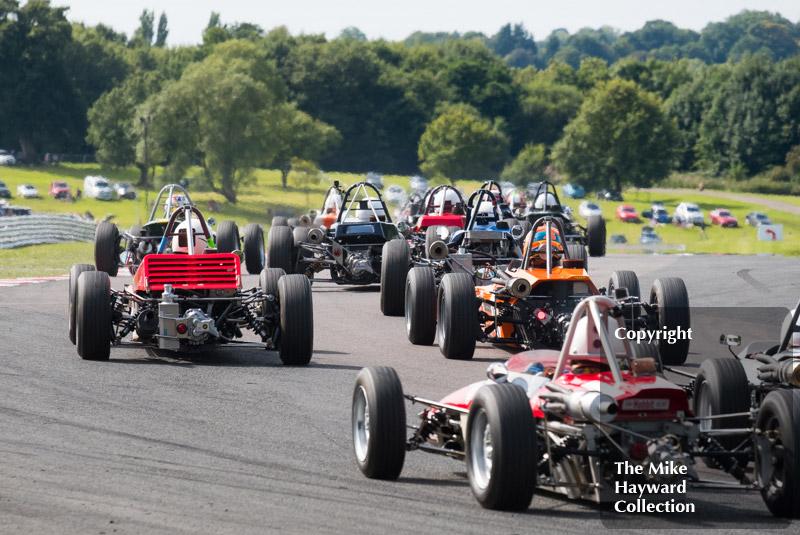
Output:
[
  {"xmin": 616, "ymin": 204, "xmax": 641, "ymax": 223},
  {"xmin": 709, "ymin": 208, "xmax": 739, "ymax": 227},
  {"xmin": 352, "ymin": 294, "xmax": 798, "ymax": 517}
]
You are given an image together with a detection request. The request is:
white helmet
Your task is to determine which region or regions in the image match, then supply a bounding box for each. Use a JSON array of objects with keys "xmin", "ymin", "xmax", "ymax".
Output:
[
  {"xmin": 346, "ymin": 197, "xmax": 386, "ymax": 222},
  {"xmin": 534, "ymin": 192, "xmax": 559, "ymax": 211},
  {"xmin": 430, "ymin": 188, "xmax": 460, "ymax": 214},
  {"xmin": 567, "ymin": 314, "xmax": 625, "ymax": 358},
  {"xmin": 171, "ymin": 219, "xmax": 209, "ymax": 254}
]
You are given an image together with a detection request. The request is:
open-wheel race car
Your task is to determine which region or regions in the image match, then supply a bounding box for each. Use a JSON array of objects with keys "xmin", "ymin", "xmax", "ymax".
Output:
[
  {"xmin": 352, "ymin": 295, "xmax": 799, "ymax": 517},
  {"xmin": 407, "ymin": 215, "xmax": 691, "ymax": 364},
  {"xmin": 69, "ymin": 202, "xmax": 313, "ymax": 364},
  {"xmin": 524, "ymin": 180, "xmax": 606, "ymax": 257},
  {"xmin": 94, "ymin": 184, "xmax": 266, "ymax": 276}
]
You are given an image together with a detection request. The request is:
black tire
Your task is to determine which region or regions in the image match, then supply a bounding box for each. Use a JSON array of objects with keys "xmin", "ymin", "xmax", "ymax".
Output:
[
  {"xmin": 380, "ymin": 240, "xmax": 410, "ymax": 316},
  {"xmin": 566, "ymin": 243, "xmax": 588, "ymax": 270},
  {"xmin": 425, "ymin": 225, "xmax": 446, "ymax": 259},
  {"xmin": 608, "ymin": 270, "xmax": 640, "ymax": 299},
  {"xmin": 242, "ymin": 223, "xmax": 265, "ymax": 274},
  {"xmin": 267, "ymin": 226, "xmax": 295, "ymax": 273},
  {"xmin": 649, "ymin": 277, "xmax": 691, "ymax": 365},
  {"xmin": 352, "ymin": 366, "xmax": 406, "ymax": 480},
  {"xmin": 272, "ymin": 216, "xmax": 288, "ymax": 227},
  {"xmin": 287, "ymin": 217, "xmax": 301, "ymax": 228},
  {"xmin": 405, "ymin": 267, "xmax": 437, "ymax": 345},
  {"xmin": 587, "ymin": 215, "xmax": 606, "ymax": 257},
  {"xmin": 94, "ymin": 221, "xmax": 119, "ymax": 276},
  {"xmin": 437, "ymin": 273, "xmax": 477, "ymax": 360},
  {"xmin": 466, "ymin": 384, "xmax": 537, "ymax": 511},
  {"xmin": 259, "ymin": 267, "xmax": 285, "ymax": 317},
  {"xmin": 756, "ymin": 390, "xmax": 799, "ymax": 518},
  {"xmin": 694, "ymin": 358, "xmax": 750, "ymax": 462},
  {"xmin": 216, "ymin": 221, "xmax": 240, "ymax": 253},
  {"xmin": 69, "ymin": 264, "xmax": 95, "ymax": 344},
  {"xmin": 292, "ymin": 226, "xmax": 308, "ymax": 248},
  {"xmin": 291, "ymin": 226, "xmax": 312, "ymax": 275},
  {"xmin": 277, "ymin": 274, "xmax": 313, "ymax": 365},
  {"xmin": 76, "ymin": 271, "xmax": 112, "ymax": 361}
]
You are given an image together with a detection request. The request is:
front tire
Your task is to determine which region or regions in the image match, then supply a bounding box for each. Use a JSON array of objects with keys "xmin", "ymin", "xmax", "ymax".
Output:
[
  {"xmin": 352, "ymin": 366, "xmax": 406, "ymax": 480},
  {"xmin": 587, "ymin": 215, "xmax": 606, "ymax": 257},
  {"xmin": 216, "ymin": 221, "xmax": 240, "ymax": 253},
  {"xmin": 405, "ymin": 267, "xmax": 436, "ymax": 345},
  {"xmin": 76, "ymin": 271, "xmax": 112, "ymax": 361},
  {"xmin": 608, "ymin": 270, "xmax": 640, "ymax": 300},
  {"xmin": 437, "ymin": 273, "xmax": 477, "ymax": 360},
  {"xmin": 259, "ymin": 267, "xmax": 285, "ymax": 317},
  {"xmin": 69, "ymin": 264, "xmax": 95, "ymax": 344},
  {"xmin": 756, "ymin": 390, "xmax": 799, "ymax": 518},
  {"xmin": 466, "ymin": 384, "xmax": 537, "ymax": 511},
  {"xmin": 94, "ymin": 221, "xmax": 119, "ymax": 276},
  {"xmin": 649, "ymin": 277, "xmax": 691, "ymax": 365},
  {"xmin": 242, "ymin": 223, "xmax": 265, "ymax": 274},
  {"xmin": 565, "ymin": 243, "xmax": 588, "ymax": 270},
  {"xmin": 277, "ymin": 274, "xmax": 313, "ymax": 365},
  {"xmin": 380, "ymin": 240, "xmax": 410, "ymax": 316}
]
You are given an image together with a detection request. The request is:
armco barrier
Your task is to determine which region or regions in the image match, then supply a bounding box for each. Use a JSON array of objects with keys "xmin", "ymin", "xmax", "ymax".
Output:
[{"xmin": 0, "ymin": 215, "xmax": 97, "ymax": 249}]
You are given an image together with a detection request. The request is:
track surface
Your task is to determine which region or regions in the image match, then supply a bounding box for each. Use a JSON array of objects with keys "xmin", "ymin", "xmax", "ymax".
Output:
[{"xmin": 1, "ymin": 254, "xmax": 798, "ymax": 534}]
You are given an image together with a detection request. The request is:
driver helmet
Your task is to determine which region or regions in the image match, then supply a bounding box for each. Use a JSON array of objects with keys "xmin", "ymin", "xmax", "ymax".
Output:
[
  {"xmin": 165, "ymin": 193, "xmax": 188, "ymax": 215},
  {"xmin": 567, "ymin": 314, "xmax": 626, "ymax": 357},
  {"xmin": 525, "ymin": 225, "xmax": 564, "ymax": 259},
  {"xmin": 534, "ymin": 192, "xmax": 559, "ymax": 210},
  {"xmin": 347, "ymin": 197, "xmax": 385, "ymax": 222},
  {"xmin": 506, "ymin": 190, "xmax": 525, "ymax": 209},
  {"xmin": 430, "ymin": 188, "xmax": 460, "ymax": 214},
  {"xmin": 171, "ymin": 219, "xmax": 209, "ymax": 254}
]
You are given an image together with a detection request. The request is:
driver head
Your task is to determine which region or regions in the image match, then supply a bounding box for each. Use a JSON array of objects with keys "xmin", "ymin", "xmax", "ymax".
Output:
[{"xmin": 171, "ymin": 219, "xmax": 208, "ymax": 254}]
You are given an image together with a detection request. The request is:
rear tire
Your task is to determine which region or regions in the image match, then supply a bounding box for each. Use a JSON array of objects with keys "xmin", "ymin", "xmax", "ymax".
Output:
[
  {"xmin": 587, "ymin": 215, "xmax": 606, "ymax": 257},
  {"xmin": 76, "ymin": 271, "xmax": 112, "ymax": 361},
  {"xmin": 405, "ymin": 267, "xmax": 436, "ymax": 345},
  {"xmin": 380, "ymin": 240, "xmax": 410, "ymax": 316},
  {"xmin": 242, "ymin": 223, "xmax": 265, "ymax": 274},
  {"xmin": 466, "ymin": 384, "xmax": 537, "ymax": 511},
  {"xmin": 608, "ymin": 270, "xmax": 640, "ymax": 300},
  {"xmin": 425, "ymin": 225, "xmax": 446, "ymax": 259},
  {"xmin": 267, "ymin": 226, "xmax": 295, "ymax": 273},
  {"xmin": 69, "ymin": 264, "xmax": 95, "ymax": 344},
  {"xmin": 277, "ymin": 274, "xmax": 313, "ymax": 365},
  {"xmin": 649, "ymin": 277, "xmax": 691, "ymax": 365},
  {"xmin": 756, "ymin": 390, "xmax": 799, "ymax": 518},
  {"xmin": 438, "ymin": 273, "xmax": 477, "ymax": 360},
  {"xmin": 287, "ymin": 217, "xmax": 301, "ymax": 228},
  {"xmin": 566, "ymin": 243, "xmax": 588, "ymax": 270},
  {"xmin": 216, "ymin": 221, "xmax": 240, "ymax": 253},
  {"xmin": 94, "ymin": 222, "xmax": 119, "ymax": 276},
  {"xmin": 272, "ymin": 216, "xmax": 288, "ymax": 227},
  {"xmin": 352, "ymin": 366, "xmax": 406, "ymax": 480}
]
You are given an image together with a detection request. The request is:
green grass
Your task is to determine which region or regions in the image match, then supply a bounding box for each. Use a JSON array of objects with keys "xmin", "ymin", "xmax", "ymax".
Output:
[{"xmin": 0, "ymin": 242, "xmax": 93, "ymax": 278}]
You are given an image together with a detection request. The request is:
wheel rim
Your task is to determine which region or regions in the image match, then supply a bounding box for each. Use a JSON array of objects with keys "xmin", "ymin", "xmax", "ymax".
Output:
[
  {"xmin": 757, "ymin": 413, "xmax": 786, "ymax": 496},
  {"xmin": 696, "ymin": 382, "xmax": 712, "ymax": 432},
  {"xmin": 469, "ymin": 409, "xmax": 492, "ymax": 490},
  {"xmin": 353, "ymin": 386, "xmax": 370, "ymax": 463}
]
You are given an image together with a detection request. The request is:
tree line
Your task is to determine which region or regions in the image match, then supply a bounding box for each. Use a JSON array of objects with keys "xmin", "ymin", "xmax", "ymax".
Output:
[{"xmin": 1, "ymin": 2, "xmax": 799, "ymax": 202}]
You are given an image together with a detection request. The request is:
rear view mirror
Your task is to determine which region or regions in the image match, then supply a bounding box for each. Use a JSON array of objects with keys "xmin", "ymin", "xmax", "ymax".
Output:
[
  {"xmin": 207, "ymin": 217, "xmax": 216, "ymax": 227},
  {"xmin": 720, "ymin": 334, "xmax": 741, "ymax": 346},
  {"xmin": 510, "ymin": 224, "xmax": 524, "ymax": 239}
]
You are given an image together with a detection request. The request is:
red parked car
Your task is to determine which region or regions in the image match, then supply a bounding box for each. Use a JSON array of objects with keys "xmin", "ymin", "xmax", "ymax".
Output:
[
  {"xmin": 615, "ymin": 204, "xmax": 640, "ymax": 223},
  {"xmin": 709, "ymin": 208, "xmax": 738, "ymax": 227},
  {"xmin": 49, "ymin": 180, "xmax": 71, "ymax": 199}
]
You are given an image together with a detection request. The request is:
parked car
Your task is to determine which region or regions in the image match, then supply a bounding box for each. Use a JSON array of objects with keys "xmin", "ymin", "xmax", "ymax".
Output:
[
  {"xmin": 0, "ymin": 180, "xmax": 11, "ymax": 198},
  {"xmin": 16, "ymin": 184, "xmax": 39, "ymax": 198},
  {"xmin": 83, "ymin": 175, "xmax": 114, "ymax": 201},
  {"xmin": 615, "ymin": 204, "xmax": 640, "ymax": 223},
  {"xmin": 639, "ymin": 226, "xmax": 661, "ymax": 244},
  {"xmin": 561, "ymin": 183, "xmax": 585, "ymax": 199},
  {"xmin": 0, "ymin": 150, "xmax": 16, "ymax": 166},
  {"xmin": 745, "ymin": 211, "xmax": 772, "ymax": 226},
  {"xmin": 49, "ymin": 181, "xmax": 71, "ymax": 199},
  {"xmin": 365, "ymin": 172, "xmax": 384, "ymax": 190},
  {"xmin": 595, "ymin": 188, "xmax": 622, "ymax": 201},
  {"xmin": 673, "ymin": 202, "xmax": 705, "ymax": 226},
  {"xmin": 709, "ymin": 208, "xmax": 739, "ymax": 227},
  {"xmin": 384, "ymin": 184, "xmax": 407, "ymax": 204},
  {"xmin": 409, "ymin": 175, "xmax": 429, "ymax": 193},
  {"xmin": 113, "ymin": 182, "xmax": 136, "ymax": 199},
  {"xmin": 577, "ymin": 200, "xmax": 602, "ymax": 218}
]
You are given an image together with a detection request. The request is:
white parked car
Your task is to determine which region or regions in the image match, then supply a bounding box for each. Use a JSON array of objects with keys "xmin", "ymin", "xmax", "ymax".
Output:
[
  {"xmin": 673, "ymin": 202, "xmax": 705, "ymax": 226},
  {"xmin": 83, "ymin": 175, "xmax": 114, "ymax": 201},
  {"xmin": 384, "ymin": 184, "xmax": 407, "ymax": 204},
  {"xmin": 409, "ymin": 175, "xmax": 429, "ymax": 193},
  {"xmin": 0, "ymin": 150, "xmax": 16, "ymax": 166},
  {"xmin": 16, "ymin": 184, "xmax": 39, "ymax": 198},
  {"xmin": 578, "ymin": 200, "xmax": 603, "ymax": 218}
]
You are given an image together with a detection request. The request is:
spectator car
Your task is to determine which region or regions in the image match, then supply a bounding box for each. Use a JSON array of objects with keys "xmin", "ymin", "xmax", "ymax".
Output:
[
  {"xmin": 16, "ymin": 184, "xmax": 39, "ymax": 198},
  {"xmin": 577, "ymin": 200, "xmax": 602, "ymax": 218},
  {"xmin": 595, "ymin": 188, "xmax": 623, "ymax": 201},
  {"xmin": 0, "ymin": 180, "xmax": 11, "ymax": 198},
  {"xmin": 384, "ymin": 184, "xmax": 407, "ymax": 204},
  {"xmin": 83, "ymin": 175, "xmax": 114, "ymax": 201},
  {"xmin": 673, "ymin": 202, "xmax": 705, "ymax": 226},
  {"xmin": 409, "ymin": 175, "xmax": 429, "ymax": 193},
  {"xmin": 709, "ymin": 208, "xmax": 739, "ymax": 227},
  {"xmin": 639, "ymin": 226, "xmax": 661, "ymax": 244},
  {"xmin": 615, "ymin": 204, "xmax": 640, "ymax": 223},
  {"xmin": 561, "ymin": 183, "xmax": 585, "ymax": 199},
  {"xmin": 49, "ymin": 181, "xmax": 71, "ymax": 199},
  {"xmin": 113, "ymin": 182, "xmax": 136, "ymax": 200},
  {"xmin": 745, "ymin": 211, "xmax": 772, "ymax": 226},
  {"xmin": 0, "ymin": 150, "xmax": 16, "ymax": 166},
  {"xmin": 365, "ymin": 172, "xmax": 384, "ymax": 190}
]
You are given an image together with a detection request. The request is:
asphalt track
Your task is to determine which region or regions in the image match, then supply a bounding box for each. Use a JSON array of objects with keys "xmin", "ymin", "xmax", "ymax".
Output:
[{"xmin": 1, "ymin": 253, "xmax": 798, "ymax": 534}]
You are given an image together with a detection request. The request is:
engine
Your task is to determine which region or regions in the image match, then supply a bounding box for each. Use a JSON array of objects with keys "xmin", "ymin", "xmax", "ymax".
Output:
[{"xmin": 344, "ymin": 251, "xmax": 376, "ymax": 282}]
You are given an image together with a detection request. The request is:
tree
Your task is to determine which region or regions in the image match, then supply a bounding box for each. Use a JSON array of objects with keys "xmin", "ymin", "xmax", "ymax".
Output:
[
  {"xmin": 135, "ymin": 9, "xmax": 155, "ymax": 46},
  {"xmin": 339, "ymin": 26, "xmax": 367, "ymax": 41},
  {"xmin": 288, "ymin": 157, "xmax": 322, "ymax": 203},
  {"xmin": 272, "ymin": 105, "xmax": 341, "ymax": 188},
  {"xmin": 500, "ymin": 143, "xmax": 548, "ymax": 185},
  {"xmin": 155, "ymin": 12, "xmax": 168, "ymax": 47},
  {"xmin": 552, "ymin": 79, "xmax": 679, "ymax": 191},
  {"xmin": 510, "ymin": 74, "xmax": 583, "ymax": 149},
  {"xmin": 418, "ymin": 104, "xmax": 509, "ymax": 183}
]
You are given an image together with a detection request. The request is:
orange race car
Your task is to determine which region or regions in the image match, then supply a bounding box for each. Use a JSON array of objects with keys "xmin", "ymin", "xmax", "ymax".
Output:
[{"xmin": 410, "ymin": 215, "xmax": 691, "ymax": 365}]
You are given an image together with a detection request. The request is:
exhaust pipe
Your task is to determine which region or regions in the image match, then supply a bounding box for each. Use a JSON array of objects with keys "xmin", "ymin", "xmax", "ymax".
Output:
[
  {"xmin": 541, "ymin": 389, "xmax": 618, "ymax": 423},
  {"xmin": 299, "ymin": 214, "xmax": 312, "ymax": 227},
  {"xmin": 505, "ymin": 277, "xmax": 531, "ymax": 298},
  {"xmin": 307, "ymin": 228, "xmax": 325, "ymax": 244},
  {"xmin": 427, "ymin": 240, "xmax": 448, "ymax": 259}
]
